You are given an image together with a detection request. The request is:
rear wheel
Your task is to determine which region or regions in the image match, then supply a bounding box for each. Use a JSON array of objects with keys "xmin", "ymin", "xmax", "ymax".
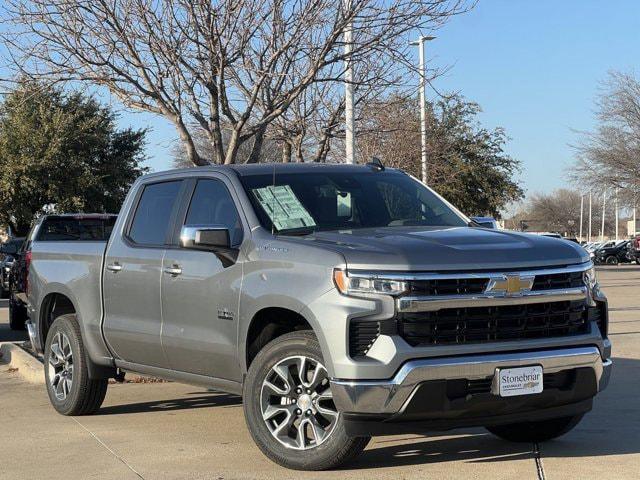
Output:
[
  {"xmin": 243, "ymin": 331, "xmax": 370, "ymax": 470},
  {"xmin": 486, "ymin": 414, "xmax": 584, "ymax": 443},
  {"xmin": 44, "ymin": 314, "xmax": 108, "ymax": 415},
  {"xmin": 8, "ymin": 295, "xmax": 27, "ymax": 330}
]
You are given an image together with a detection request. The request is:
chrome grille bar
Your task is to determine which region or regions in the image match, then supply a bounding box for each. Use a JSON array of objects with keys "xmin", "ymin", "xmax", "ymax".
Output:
[{"xmin": 397, "ymin": 287, "xmax": 588, "ymax": 312}]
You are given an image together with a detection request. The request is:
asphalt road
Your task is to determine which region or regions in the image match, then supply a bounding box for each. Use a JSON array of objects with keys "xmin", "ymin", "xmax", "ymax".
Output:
[{"xmin": 1, "ymin": 266, "xmax": 638, "ymax": 479}]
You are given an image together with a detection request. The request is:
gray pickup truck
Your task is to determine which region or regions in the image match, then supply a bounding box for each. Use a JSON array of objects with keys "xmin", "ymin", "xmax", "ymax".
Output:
[{"xmin": 26, "ymin": 163, "xmax": 611, "ymax": 470}]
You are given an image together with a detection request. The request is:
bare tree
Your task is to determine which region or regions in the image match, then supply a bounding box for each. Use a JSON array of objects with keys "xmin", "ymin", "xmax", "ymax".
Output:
[
  {"xmin": 571, "ymin": 71, "xmax": 640, "ymax": 206},
  {"xmin": 171, "ymin": 124, "xmax": 280, "ymax": 168},
  {"xmin": 2, "ymin": 0, "xmax": 468, "ymax": 166},
  {"xmin": 507, "ymin": 189, "xmax": 619, "ymax": 237}
]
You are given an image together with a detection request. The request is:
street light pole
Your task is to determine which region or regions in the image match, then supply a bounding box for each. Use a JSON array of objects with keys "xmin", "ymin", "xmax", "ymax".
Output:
[
  {"xmin": 600, "ymin": 191, "xmax": 606, "ymax": 243},
  {"xmin": 344, "ymin": 0, "xmax": 355, "ymax": 164},
  {"xmin": 615, "ymin": 188, "xmax": 619, "ymax": 241},
  {"xmin": 588, "ymin": 191, "xmax": 592, "ymax": 242},
  {"xmin": 410, "ymin": 35, "xmax": 435, "ymax": 184},
  {"xmin": 579, "ymin": 194, "xmax": 584, "ymax": 241}
]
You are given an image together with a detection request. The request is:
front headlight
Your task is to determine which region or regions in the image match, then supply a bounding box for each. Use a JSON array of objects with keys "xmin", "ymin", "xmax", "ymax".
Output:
[
  {"xmin": 333, "ymin": 269, "xmax": 407, "ymax": 296},
  {"xmin": 584, "ymin": 266, "xmax": 597, "ymax": 290}
]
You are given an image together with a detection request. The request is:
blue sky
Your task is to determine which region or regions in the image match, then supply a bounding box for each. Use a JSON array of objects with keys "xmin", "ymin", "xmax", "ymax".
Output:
[
  {"xmin": 3, "ymin": 1, "xmax": 640, "ymax": 198},
  {"xmin": 424, "ymin": 0, "xmax": 640, "ymax": 197}
]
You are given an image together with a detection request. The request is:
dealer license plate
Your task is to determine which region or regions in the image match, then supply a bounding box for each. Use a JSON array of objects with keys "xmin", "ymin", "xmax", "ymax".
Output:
[{"xmin": 494, "ymin": 365, "xmax": 543, "ymax": 397}]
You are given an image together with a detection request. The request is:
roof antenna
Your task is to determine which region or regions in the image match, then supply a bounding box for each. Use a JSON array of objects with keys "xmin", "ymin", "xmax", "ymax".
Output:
[{"xmin": 366, "ymin": 156, "xmax": 385, "ymax": 171}]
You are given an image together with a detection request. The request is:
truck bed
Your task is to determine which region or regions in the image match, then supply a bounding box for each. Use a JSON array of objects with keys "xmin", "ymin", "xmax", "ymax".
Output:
[{"xmin": 29, "ymin": 241, "xmax": 112, "ymax": 364}]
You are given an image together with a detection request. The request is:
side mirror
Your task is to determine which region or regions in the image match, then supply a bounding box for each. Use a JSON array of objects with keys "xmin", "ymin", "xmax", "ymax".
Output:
[{"xmin": 180, "ymin": 226, "xmax": 231, "ymax": 250}]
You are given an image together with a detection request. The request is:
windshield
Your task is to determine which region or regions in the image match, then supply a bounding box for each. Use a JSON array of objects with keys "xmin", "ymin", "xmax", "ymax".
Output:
[{"xmin": 239, "ymin": 169, "xmax": 468, "ymax": 233}]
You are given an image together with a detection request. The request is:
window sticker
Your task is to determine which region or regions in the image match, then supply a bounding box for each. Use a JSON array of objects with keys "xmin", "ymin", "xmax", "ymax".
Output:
[{"xmin": 253, "ymin": 185, "xmax": 316, "ymax": 231}]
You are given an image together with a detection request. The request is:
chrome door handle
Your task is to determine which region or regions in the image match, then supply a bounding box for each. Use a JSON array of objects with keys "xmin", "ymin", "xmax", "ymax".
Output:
[
  {"xmin": 164, "ymin": 265, "xmax": 182, "ymax": 276},
  {"xmin": 106, "ymin": 262, "xmax": 122, "ymax": 272}
]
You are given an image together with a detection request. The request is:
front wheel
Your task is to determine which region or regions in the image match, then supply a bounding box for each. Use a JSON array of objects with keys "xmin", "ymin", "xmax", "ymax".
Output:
[
  {"xmin": 605, "ymin": 255, "xmax": 619, "ymax": 265},
  {"xmin": 243, "ymin": 331, "xmax": 370, "ymax": 470},
  {"xmin": 486, "ymin": 414, "xmax": 584, "ymax": 443},
  {"xmin": 44, "ymin": 314, "xmax": 108, "ymax": 415}
]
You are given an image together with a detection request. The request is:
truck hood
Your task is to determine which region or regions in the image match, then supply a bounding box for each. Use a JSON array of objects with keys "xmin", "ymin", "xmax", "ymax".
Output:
[{"xmin": 283, "ymin": 226, "xmax": 589, "ymax": 271}]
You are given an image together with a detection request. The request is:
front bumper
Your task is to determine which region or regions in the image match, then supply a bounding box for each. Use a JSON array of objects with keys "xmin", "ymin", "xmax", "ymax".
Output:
[{"xmin": 331, "ymin": 346, "xmax": 611, "ymax": 434}]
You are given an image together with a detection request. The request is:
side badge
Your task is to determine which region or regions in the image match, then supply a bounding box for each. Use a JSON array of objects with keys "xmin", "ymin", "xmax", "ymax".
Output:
[{"xmin": 217, "ymin": 308, "xmax": 235, "ymax": 321}]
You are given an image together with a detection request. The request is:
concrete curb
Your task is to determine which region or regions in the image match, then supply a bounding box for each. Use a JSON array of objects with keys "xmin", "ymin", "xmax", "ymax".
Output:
[{"xmin": 0, "ymin": 342, "xmax": 44, "ymax": 384}]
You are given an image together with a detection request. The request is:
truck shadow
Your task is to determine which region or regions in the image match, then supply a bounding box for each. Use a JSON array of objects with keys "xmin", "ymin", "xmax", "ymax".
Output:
[
  {"xmin": 98, "ymin": 391, "xmax": 241, "ymax": 415},
  {"xmin": 346, "ymin": 356, "xmax": 639, "ymax": 469}
]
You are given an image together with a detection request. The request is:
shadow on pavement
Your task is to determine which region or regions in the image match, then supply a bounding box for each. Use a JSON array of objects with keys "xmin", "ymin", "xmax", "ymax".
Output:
[
  {"xmin": 98, "ymin": 391, "xmax": 241, "ymax": 415},
  {"xmin": 349, "ymin": 432, "xmax": 534, "ymax": 469}
]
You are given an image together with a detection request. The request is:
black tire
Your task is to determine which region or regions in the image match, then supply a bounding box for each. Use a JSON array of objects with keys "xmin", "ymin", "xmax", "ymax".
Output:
[
  {"xmin": 486, "ymin": 414, "xmax": 584, "ymax": 443},
  {"xmin": 243, "ymin": 331, "xmax": 370, "ymax": 470},
  {"xmin": 8, "ymin": 295, "xmax": 27, "ymax": 330},
  {"xmin": 605, "ymin": 255, "xmax": 619, "ymax": 265},
  {"xmin": 44, "ymin": 314, "xmax": 108, "ymax": 416}
]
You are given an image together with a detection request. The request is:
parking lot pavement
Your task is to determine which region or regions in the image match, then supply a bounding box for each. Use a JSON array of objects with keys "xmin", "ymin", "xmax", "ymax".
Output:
[{"xmin": 0, "ymin": 266, "xmax": 638, "ymax": 479}]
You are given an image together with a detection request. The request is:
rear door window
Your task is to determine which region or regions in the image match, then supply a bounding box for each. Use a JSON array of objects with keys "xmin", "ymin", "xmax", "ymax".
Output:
[{"xmin": 129, "ymin": 181, "xmax": 183, "ymax": 246}]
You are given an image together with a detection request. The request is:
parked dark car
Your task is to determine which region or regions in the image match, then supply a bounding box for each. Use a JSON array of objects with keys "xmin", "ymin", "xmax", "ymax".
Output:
[
  {"xmin": 0, "ymin": 237, "xmax": 24, "ymax": 298},
  {"xmin": 8, "ymin": 214, "xmax": 117, "ymax": 330},
  {"xmin": 594, "ymin": 240, "xmax": 632, "ymax": 265}
]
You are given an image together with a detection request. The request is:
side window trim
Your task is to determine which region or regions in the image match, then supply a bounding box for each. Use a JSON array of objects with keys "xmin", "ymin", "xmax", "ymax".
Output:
[{"xmin": 123, "ymin": 179, "xmax": 186, "ymax": 248}]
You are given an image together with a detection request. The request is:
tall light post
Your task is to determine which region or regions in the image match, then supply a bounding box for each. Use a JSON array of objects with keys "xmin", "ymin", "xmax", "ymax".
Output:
[
  {"xmin": 579, "ymin": 194, "xmax": 584, "ymax": 241},
  {"xmin": 410, "ymin": 35, "xmax": 435, "ymax": 184},
  {"xmin": 615, "ymin": 188, "xmax": 619, "ymax": 241},
  {"xmin": 589, "ymin": 190, "xmax": 592, "ymax": 242},
  {"xmin": 600, "ymin": 191, "xmax": 606, "ymax": 243},
  {"xmin": 344, "ymin": 0, "xmax": 355, "ymax": 164}
]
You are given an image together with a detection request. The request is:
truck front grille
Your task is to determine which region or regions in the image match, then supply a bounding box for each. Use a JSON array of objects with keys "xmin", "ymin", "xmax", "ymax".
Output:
[
  {"xmin": 408, "ymin": 278, "xmax": 488, "ymax": 296},
  {"xmin": 531, "ymin": 271, "xmax": 585, "ymax": 291},
  {"xmin": 406, "ymin": 270, "xmax": 585, "ymax": 297},
  {"xmin": 398, "ymin": 300, "xmax": 589, "ymax": 346}
]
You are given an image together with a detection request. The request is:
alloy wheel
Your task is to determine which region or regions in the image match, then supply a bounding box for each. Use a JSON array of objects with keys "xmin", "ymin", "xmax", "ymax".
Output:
[
  {"xmin": 260, "ymin": 355, "xmax": 338, "ymax": 450},
  {"xmin": 48, "ymin": 332, "xmax": 74, "ymax": 401}
]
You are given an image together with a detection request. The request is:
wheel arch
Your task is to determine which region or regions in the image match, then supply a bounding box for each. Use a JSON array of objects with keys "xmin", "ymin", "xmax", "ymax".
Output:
[
  {"xmin": 38, "ymin": 288, "xmax": 115, "ymax": 379},
  {"xmin": 241, "ymin": 304, "xmax": 329, "ymax": 376},
  {"xmin": 37, "ymin": 286, "xmax": 80, "ymax": 352}
]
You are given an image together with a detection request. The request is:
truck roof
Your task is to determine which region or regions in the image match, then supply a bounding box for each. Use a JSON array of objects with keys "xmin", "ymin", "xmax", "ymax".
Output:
[{"xmin": 148, "ymin": 163, "xmax": 401, "ymax": 180}]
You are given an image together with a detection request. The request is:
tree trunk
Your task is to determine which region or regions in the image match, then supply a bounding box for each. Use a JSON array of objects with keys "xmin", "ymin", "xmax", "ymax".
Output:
[
  {"xmin": 282, "ymin": 142, "xmax": 292, "ymax": 163},
  {"xmin": 294, "ymin": 136, "xmax": 304, "ymax": 163},
  {"xmin": 247, "ymin": 125, "xmax": 267, "ymax": 164},
  {"xmin": 174, "ymin": 115, "xmax": 207, "ymax": 166},
  {"xmin": 209, "ymin": 88, "xmax": 225, "ymax": 164},
  {"xmin": 313, "ymin": 132, "xmax": 332, "ymax": 163},
  {"xmin": 224, "ymin": 129, "xmax": 241, "ymax": 164}
]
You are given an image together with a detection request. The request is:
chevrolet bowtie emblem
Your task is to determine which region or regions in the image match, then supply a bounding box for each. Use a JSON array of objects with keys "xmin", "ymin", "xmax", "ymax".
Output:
[{"xmin": 486, "ymin": 274, "xmax": 535, "ymax": 296}]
